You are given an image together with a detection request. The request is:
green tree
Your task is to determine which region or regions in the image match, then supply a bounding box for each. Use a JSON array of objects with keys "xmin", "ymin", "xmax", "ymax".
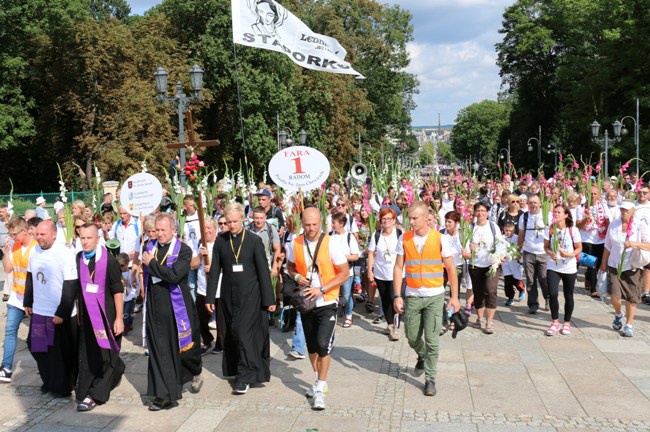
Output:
[{"xmin": 450, "ymin": 100, "xmax": 510, "ymax": 172}]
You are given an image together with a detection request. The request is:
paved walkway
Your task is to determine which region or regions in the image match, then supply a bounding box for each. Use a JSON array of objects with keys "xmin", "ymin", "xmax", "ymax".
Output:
[{"xmin": 1, "ymin": 269, "xmax": 650, "ymax": 431}]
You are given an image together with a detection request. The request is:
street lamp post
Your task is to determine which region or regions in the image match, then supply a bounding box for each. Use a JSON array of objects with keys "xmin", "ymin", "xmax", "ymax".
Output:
[
  {"xmin": 279, "ymin": 127, "xmax": 307, "ymax": 149},
  {"xmin": 527, "ymin": 125, "xmax": 542, "ymax": 167},
  {"xmin": 591, "ymin": 120, "xmax": 622, "ymax": 178},
  {"xmin": 154, "ymin": 64, "xmax": 205, "ymax": 187},
  {"xmin": 498, "ymin": 148, "xmax": 510, "ymax": 165},
  {"xmin": 615, "ymin": 98, "xmax": 640, "ymax": 178}
]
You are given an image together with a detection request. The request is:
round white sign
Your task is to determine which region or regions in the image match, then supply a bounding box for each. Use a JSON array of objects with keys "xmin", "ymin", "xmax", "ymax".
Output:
[
  {"xmin": 120, "ymin": 172, "xmax": 163, "ymax": 217},
  {"xmin": 268, "ymin": 146, "xmax": 331, "ymax": 192}
]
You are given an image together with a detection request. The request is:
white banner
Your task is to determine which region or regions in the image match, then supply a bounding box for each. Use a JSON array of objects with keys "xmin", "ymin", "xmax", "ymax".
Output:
[{"xmin": 232, "ymin": 0, "xmax": 365, "ymax": 78}]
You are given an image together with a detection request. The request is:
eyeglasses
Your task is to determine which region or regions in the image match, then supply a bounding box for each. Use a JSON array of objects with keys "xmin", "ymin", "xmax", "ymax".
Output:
[
  {"xmin": 336, "ymin": 203, "xmax": 346, "ymax": 207},
  {"xmin": 381, "ymin": 217, "xmax": 394, "ymax": 222},
  {"xmin": 75, "ymin": 225, "xmax": 84, "ymax": 229},
  {"xmin": 510, "ymin": 200, "xmax": 517, "ymax": 204},
  {"xmin": 640, "ymin": 191, "xmax": 649, "ymax": 195},
  {"xmin": 218, "ymin": 222, "xmax": 227, "ymax": 226},
  {"xmin": 8, "ymin": 230, "xmax": 23, "ymax": 238}
]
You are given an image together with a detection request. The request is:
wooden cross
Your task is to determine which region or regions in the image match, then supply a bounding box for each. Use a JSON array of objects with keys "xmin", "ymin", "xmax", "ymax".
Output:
[{"xmin": 167, "ymin": 110, "xmax": 220, "ymax": 266}]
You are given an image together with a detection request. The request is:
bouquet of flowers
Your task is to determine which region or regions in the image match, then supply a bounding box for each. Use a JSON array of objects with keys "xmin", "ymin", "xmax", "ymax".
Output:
[
  {"xmin": 618, "ymin": 218, "xmax": 634, "ymax": 278},
  {"xmin": 56, "ymin": 163, "xmax": 75, "ymax": 245},
  {"xmin": 549, "ymin": 224, "xmax": 562, "ymax": 266},
  {"xmin": 486, "ymin": 237, "xmax": 519, "ymax": 277}
]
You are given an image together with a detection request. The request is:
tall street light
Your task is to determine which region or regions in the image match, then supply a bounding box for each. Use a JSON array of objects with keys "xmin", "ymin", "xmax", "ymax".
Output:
[
  {"xmin": 279, "ymin": 127, "xmax": 307, "ymax": 149},
  {"xmin": 527, "ymin": 125, "xmax": 542, "ymax": 167},
  {"xmin": 591, "ymin": 120, "xmax": 622, "ymax": 178},
  {"xmin": 615, "ymin": 99, "xmax": 640, "ymax": 178},
  {"xmin": 154, "ymin": 64, "xmax": 205, "ymax": 187}
]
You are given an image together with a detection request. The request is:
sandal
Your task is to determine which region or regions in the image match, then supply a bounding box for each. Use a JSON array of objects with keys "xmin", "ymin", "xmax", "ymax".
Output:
[
  {"xmin": 484, "ymin": 322, "xmax": 494, "ymax": 335},
  {"xmin": 560, "ymin": 322, "xmax": 572, "ymax": 335},
  {"xmin": 391, "ymin": 328, "xmax": 400, "ymax": 341},
  {"xmin": 473, "ymin": 317, "xmax": 482, "ymax": 329},
  {"xmin": 76, "ymin": 396, "xmax": 96, "ymax": 412},
  {"xmin": 343, "ymin": 318, "xmax": 352, "ymax": 328},
  {"xmin": 383, "ymin": 326, "xmax": 392, "ymax": 335},
  {"xmin": 439, "ymin": 324, "xmax": 449, "ymax": 336},
  {"xmin": 546, "ymin": 322, "xmax": 561, "ymax": 336}
]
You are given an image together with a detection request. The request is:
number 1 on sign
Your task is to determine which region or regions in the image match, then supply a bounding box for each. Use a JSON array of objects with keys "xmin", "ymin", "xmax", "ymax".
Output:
[{"xmin": 291, "ymin": 157, "xmax": 306, "ymax": 174}]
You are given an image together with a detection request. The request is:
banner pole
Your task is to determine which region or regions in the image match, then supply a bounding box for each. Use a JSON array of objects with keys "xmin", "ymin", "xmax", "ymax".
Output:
[{"xmin": 232, "ymin": 42, "xmax": 250, "ymax": 186}]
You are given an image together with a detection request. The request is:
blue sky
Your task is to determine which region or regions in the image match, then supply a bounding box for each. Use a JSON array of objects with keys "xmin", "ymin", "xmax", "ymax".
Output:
[{"xmin": 128, "ymin": 0, "xmax": 514, "ymax": 126}]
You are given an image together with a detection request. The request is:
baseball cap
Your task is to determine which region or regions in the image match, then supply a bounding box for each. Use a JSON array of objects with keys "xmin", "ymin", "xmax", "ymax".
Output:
[
  {"xmin": 255, "ymin": 189, "xmax": 271, "ymax": 198},
  {"xmin": 620, "ymin": 200, "xmax": 635, "ymax": 210}
]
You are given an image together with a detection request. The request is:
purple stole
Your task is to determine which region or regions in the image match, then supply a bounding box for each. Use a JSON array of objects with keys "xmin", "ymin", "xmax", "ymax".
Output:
[
  {"xmin": 80, "ymin": 247, "xmax": 120, "ymax": 352},
  {"xmin": 30, "ymin": 314, "xmax": 55, "ymax": 353},
  {"xmin": 146, "ymin": 238, "xmax": 194, "ymax": 352}
]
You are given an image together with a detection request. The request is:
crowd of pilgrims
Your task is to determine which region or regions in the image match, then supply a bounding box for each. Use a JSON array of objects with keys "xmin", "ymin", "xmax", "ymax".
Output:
[{"xmin": 1, "ymin": 168, "xmax": 650, "ymax": 411}]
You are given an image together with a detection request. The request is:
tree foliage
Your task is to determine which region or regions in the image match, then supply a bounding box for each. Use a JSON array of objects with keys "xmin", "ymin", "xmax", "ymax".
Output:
[
  {"xmin": 0, "ymin": 0, "xmax": 418, "ymax": 192},
  {"xmin": 493, "ymin": 0, "xmax": 650, "ymax": 173}
]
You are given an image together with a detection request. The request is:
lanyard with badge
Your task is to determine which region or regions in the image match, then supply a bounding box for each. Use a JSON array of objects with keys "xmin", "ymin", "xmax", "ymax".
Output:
[
  {"xmin": 305, "ymin": 233, "xmax": 325, "ymax": 287},
  {"xmin": 230, "ymin": 230, "xmax": 246, "ymax": 272},
  {"xmin": 85, "ymin": 255, "xmax": 100, "ymax": 294},
  {"xmin": 150, "ymin": 242, "xmax": 171, "ymax": 285}
]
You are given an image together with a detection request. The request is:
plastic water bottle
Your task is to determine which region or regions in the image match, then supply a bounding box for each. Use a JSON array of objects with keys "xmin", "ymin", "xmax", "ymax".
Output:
[{"xmin": 447, "ymin": 305, "xmax": 455, "ymax": 318}]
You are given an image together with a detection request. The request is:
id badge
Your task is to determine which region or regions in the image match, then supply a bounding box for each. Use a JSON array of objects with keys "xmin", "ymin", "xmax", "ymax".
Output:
[
  {"xmin": 86, "ymin": 283, "xmax": 99, "ymax": 294},
  {"xmin": 233, "ymin": 264, "xmax": 244, "ymax": 272},
  {"xmin": 151, "ymin": 276, "xmax": 162, "ymax": 285}
]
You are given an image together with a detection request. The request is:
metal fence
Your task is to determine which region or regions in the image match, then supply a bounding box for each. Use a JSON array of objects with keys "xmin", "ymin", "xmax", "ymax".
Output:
[{"xmin": 0, "ymin": 192, "xmax": 96, "ymax": 216}]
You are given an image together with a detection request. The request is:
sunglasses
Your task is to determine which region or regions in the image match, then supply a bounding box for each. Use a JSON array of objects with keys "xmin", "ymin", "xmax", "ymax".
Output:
[
  {"xmin": 336, "ymin": 203, "xmax": 346, "ymax": 207},
  {"xmin": 218, "ymin": 222, "xmax": 227, "ymax": 225}
]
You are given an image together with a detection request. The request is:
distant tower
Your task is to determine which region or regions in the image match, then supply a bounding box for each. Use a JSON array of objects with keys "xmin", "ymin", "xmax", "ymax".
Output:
[{"xmin": 438, "ymin": 113, "xmax": 442, "ymax": 137}]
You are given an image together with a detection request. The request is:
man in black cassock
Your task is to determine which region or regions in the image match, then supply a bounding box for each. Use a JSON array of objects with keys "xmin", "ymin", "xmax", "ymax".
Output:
[
  {"xmin": 206, "ymin": 202, "xmax": 276, "ymax": 395},
  {"xmin": 141, "ymin": 214, "xmax": 202, "ymax": 411},
  {"xmin": 24, "ymin": 220, "xmax": 78, "ymax": 397},
  {"xmin": 75, "ymin": 223, "xmax": 125, "ymax": 412}
]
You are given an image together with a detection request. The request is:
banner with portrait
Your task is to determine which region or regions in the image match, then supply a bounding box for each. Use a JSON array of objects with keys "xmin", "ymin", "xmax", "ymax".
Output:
[{"xmin": 232, "ymin": 0, "xmax": 365, "ymax": 78}]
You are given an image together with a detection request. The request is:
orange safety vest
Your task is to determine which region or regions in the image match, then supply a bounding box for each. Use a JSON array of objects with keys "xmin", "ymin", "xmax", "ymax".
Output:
[
  {"xmin": 11, "ymin": 240, "xmax": 37, "ymax": 296},
  {"xmin": 293, "ymin": 234, "xmax": 341, "ymax": 302},
  {"xmin": 403, "ymin": 230, "xmax": 444, "ymax": 289}
]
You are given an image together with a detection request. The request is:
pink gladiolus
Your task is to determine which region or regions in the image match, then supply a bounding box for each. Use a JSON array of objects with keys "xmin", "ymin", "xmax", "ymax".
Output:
[
  {"xmin": 198, "ymin": 161, "xmax": 205, "ymax": 167},
  {"xmin": 559, "ymin": 153, "xmax": 563, "ymax": 162},
  {"xmin": 595, "ymin": 161, "xmax": 602, "ymax": 173}
]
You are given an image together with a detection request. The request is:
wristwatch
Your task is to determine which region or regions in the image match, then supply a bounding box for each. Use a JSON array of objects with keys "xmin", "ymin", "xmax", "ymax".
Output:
[
  {"xmin": 394, "ymin": 294, "xmax": 402, "ymax": 299},
  {"xmin": 319, "ymin": 286, "xmax": 326, "ymax": 294}
]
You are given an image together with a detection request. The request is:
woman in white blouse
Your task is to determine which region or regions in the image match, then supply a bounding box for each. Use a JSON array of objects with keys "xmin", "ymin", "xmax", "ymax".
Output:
[
  {"xmin": 367, "ymin": 208, "xmax": 401, "ymax": 340},
  {"xmin": 543, "ymin": 204, "xmax": 582, "ymax": 336}
]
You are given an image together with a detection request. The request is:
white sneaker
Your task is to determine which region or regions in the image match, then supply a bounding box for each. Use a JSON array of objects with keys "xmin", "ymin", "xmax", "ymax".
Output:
[
  {"xmin": 288, "ymin": 350, "xmax": 305, "ymax": 360},
  {"xmin": 208, "ymin": 320, "xmax": 217, "ymax": 330},
  {"xmin": 0, "ymin": 368, "xmax": 12, "ymax": 383},
  {"xmin": 305, "ymin": 383, "xmax": 328, "ymax": 398},
  {"xmin": 312, "ymin": 391, "xmax": 326, "ymax": 410}
]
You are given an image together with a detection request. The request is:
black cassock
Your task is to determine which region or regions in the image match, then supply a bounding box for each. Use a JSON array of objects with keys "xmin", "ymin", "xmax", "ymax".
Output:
[
  {"xmin": 145, "ymin": 240, "xmax": 202, "ymax": 402},
  {"xmin": 206, "ymin": 230, "xmax": 274, "ymax": 385},
  {"xmin": 75, "ymin": 252, "xmax": 126, "ymax": 404}
]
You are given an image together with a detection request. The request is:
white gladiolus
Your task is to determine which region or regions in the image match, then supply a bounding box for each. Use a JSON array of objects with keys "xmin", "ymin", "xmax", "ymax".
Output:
[{"xmin": 141, "ymin": 160, "xmax": 148, "ymax": 173}]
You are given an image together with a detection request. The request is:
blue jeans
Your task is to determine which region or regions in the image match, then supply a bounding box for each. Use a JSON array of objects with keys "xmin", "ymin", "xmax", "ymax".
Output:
[
  {"xmin": 340, "ymin": 276, "xmax": 354, "ymax": 317},
  {"xmin": 291, "ymin": 311, "xmax": 306, "ymax": 355},
  {"xmin": 123, "ymin": 300, "xmax": 135, "ymax": 328},
  {"xmin": 2, "ymin": 304, "xmax": 25, "ymax": 371}
]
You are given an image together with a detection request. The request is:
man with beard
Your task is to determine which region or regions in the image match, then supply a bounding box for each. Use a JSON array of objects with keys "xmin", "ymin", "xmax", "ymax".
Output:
[
  {"xmin": 141, "ymin": 214, "xmax": 202, "ymax": 411},
  {"xmin": 206, "ymin": 202, "xmax": 275, "ymax": 395},
  {"xmin": 74, "ymin": 223, "xmax": 125, "ymax": 411},
  {"xmin": 24, "ymin": 220, "xmax": 78, "ymax": 396}
]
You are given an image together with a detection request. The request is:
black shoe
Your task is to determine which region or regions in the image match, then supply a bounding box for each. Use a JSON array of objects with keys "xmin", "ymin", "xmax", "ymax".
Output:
[
  {"xmin": 372, "ymin": 315, "xmax": 385, "ymax": 324},
  {"xmin": 528, "ymin": 307, "xmax": 538, "ymax": 314},
  {"xmin": 414, "ymin": 357, "xmax": 424, "ymax": 377},
  {"xmin": 424, "ymin": 380, "xmax": 437, "ymax": 396},
  {"xmin": 200, "ymin": 344, "xmax": 212, "ymax": 355},
  {"xmin": 232, "ymin": 382, "xmax": 250, "ymax": 394},
  {"xmin": 76, "ymin": 396, "xmax": 96, "ymax": 412},
  {"xmin": 148, "ymin": 398, "xmax": 178, "ymax": 411}
]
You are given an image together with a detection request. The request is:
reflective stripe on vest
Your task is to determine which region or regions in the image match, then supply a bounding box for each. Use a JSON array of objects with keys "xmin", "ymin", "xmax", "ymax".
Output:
[
  {"xmin": 293, "ymin": 234, "xmax": 341, "ymax": 302},
  {"xmin": 11, "ymin": 240, "xmax": 37, "ymax": 295},
  {"xmin": 403, "ymin": 230, "xmax": 444, "ymax": 289}
]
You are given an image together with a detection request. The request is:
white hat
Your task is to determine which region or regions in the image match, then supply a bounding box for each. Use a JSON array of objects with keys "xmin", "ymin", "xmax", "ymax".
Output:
[
  {"xmin": 35, "ymin": 196, "xmax": 46, "ymax": 205},
  {"xmin": 610, "ymin": 176, "xmax": 618, "ymax": 181},
  {"xmin": 620, "ymin": 200, "xmax": 635, "ymax": 210}
]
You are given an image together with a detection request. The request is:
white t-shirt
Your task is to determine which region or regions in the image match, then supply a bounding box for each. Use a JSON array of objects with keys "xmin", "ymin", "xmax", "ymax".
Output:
[
  {"xmin": 286, "ymin": 234, "xmax": 347, "ymax": 307},
  {"xmin": 468, "ymin": 222, "xmax": 503, "ymax": 267},
  {"xmin": 183, "ymin": 212, "xmax": 201, "ymax": 252},
  {"xmin": 605, "ymin": 219, "xmax": 650, "ymax": 272},
  {"xmin": 576, "ymin": 203, "xmax": 608, "ymax": 245},
  {"xmin": 325, "ymin": 214, "xmax": 359, "ymax": 235},
  {"xmin": 501, "ymin": 234, "xmax": 522, "ymax": 279},
  {"xmin": 330, "ymin": 231, "xmax": 360, "ymax": 277},
  {"xmin": 395, "ymin": 230, "xmax": 453, "ymax": 297},
  {"xmin": 122, "ymin": 269, "xmax": 140, "ymax": 302},
  {"xmin": 518, "ymin": 212, "xmax": 547, "ymax": 254},
  {"xmin": 28, "ymin": 243, "xmax": 78, "ymax": 317},
  {"xmin": 543, "ymin": 226, "xmax": 582, "ymax": 274},
  {"xmin": 368, "ymin": 229, "xmax": 400, "ymax": 280},
  {"xmin": 635, "ymin": 202, "xmax": 650, "ymax": 226},
  {"xmin": 197, "ymin": 241, "xmax": 215, "ymax": 297},
  {"xmin": 114, "ymin": 219, "xmax": 141, "ymax": 263},
  {"xmin": 441, "ymin": 231, "xmax": 463, "ymax": 267}
]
